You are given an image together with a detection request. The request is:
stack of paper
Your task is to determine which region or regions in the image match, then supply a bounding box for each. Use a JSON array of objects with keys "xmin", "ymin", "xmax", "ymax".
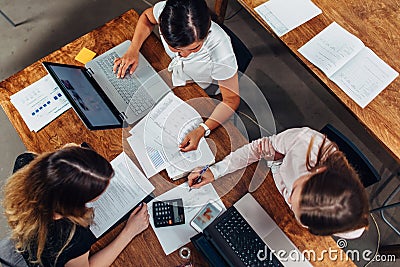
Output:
[
  {"xmin": 255, "ymin": 0, "xmax": 321, "ymax": 37},
  {"xmin": 90, "ymin": 152, "xmax": 155, "ymax": 238},
  {"xmin": 10, "ymin": 75, "xmax": 71, "ymax": 132},
  {"xmin": 128, "ymin": 92, "xmax": 215, "ymax": 179},
  {"xmin": 298, "ymin": 22, "xmax": 399, "ymax": 108}
]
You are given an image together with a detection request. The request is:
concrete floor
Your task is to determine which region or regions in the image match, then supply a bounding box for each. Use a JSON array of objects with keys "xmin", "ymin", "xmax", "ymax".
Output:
[{"xmin": 1, "ymin": 0, "xmax": 399, "ymax": 265}]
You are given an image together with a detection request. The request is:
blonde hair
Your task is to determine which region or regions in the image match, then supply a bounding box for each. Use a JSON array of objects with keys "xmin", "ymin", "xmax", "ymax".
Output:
[{"xmin": 3, "ymin": 146, "xmax": 113, "ymax": 265}]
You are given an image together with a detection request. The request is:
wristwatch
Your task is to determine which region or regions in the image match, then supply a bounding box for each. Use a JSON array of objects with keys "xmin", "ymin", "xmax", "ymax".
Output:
[{"xmin": 199, "ymin": 123, "xmax": 211, "ymax": 137}]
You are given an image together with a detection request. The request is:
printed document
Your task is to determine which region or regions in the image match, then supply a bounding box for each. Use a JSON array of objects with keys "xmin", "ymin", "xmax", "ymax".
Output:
[
  {"xmin": 255, "ymin": 0, "xmax": 321, "ymax": 37},
  {"xmin": 148, "ymin": 183, "xmax": 225, "ymax": 255},
  {"xmin": 298, "ymin": 22, "xmax": 398, "ymax": 108},
  {"xmin": 10, "ymin": 75, "xmax": 71, "ymax": 132},
  {"xmin": 128, "ymin": 92, "xmax": 215, "ymax": 179},
  {"xmin": 90, "ymin": 152, "xmax": 155, "ymax": 238}
]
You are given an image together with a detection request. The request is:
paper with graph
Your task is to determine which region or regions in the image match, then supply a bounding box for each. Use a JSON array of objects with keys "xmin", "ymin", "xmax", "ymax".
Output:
[
  {"xmin": 128, "ymin": 92, "xmax": 215, "ymax": 179},
  {"xmin": 298, "ymin": 22, "xmax": 398, "ymax": 108},
  {"xmin": 10, "ymin": 75, "xmax": 71, "ymax": 132}
]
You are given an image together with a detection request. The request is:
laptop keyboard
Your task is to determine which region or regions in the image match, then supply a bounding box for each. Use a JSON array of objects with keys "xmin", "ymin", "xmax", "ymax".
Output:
[
  {"xmin": 96, "ymin": 52, "xmax": 154, "ymax": 115},
  {"xmin": 215, "ymin": 208, "xmax": 283, "ymax": 267}
]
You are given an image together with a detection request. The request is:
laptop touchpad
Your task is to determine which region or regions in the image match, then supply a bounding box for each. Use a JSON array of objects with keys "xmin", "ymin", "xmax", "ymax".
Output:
[{"xmin": 234, "ymin": 193, "xmax": 277, "ymax": 238}]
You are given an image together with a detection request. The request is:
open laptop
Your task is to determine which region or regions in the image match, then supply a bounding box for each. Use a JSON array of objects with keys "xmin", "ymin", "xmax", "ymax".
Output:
[
  {"xmin": 43, "ymin": 40, "xmax": 171, "ymax": 130},
  {"xmin": 191, "ymin": 193, "xmax": 313, "ymax": 267}
]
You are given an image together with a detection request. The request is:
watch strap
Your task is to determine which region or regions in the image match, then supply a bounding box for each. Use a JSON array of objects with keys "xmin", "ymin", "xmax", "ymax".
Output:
[{"xmin": 199, "ymin": 123, "xmax": 211, "ymax": 137}]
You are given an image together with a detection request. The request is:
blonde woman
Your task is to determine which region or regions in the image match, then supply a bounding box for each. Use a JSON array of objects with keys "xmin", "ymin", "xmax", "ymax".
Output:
[{"xmin": 3, "ymin": 146, "xmax": 149, "ymax": 266}]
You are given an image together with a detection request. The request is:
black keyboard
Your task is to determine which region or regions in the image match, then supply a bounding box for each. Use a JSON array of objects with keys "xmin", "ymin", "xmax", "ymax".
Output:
[{"xmin": 214, "ymin": 208, "xmax": 283, "ymax": 267}]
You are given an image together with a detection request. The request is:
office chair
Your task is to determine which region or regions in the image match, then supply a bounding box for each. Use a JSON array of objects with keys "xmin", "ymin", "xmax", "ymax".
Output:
[
  {"xmin": 320, "ymin": 124, "xmax": 383, "ymax": 265},
  {"xmin": 213, "ymin": 0, "xmax": 228, "ymax": 24},
  {"xmin": 320, "ymin": 124, "xmax": 380, "ymax": 187},
  {"xmin": 370, "ymin": 172, "xmax": 400, "ymax": 236},
  {"xmin": 0, "ymin": 238, "xmax": 28, "ymax": 267},
  {"xmin": 209, "ymin": 9, "xmax": 253, "ymax": 74},
  {"xmin": 321, "ymin": 124, "xmax": 400, "ymax": 237},
  {"xmin": 219, "ymin": 23, "xmax": 253, "ymax": 74},
  {"xmin": 212, "ymin": 0, "xmax": 253, "ymax": 71},
  {"xmin": 205, "ymin": 20, "xmax": 256, "ymax": 139},
  {"xmin": 219, "ymin": 23, "xmax": 256, "ymax": 139}
]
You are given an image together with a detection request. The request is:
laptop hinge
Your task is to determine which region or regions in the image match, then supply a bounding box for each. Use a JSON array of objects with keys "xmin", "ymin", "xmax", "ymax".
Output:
[
  {"xmin": 86, "ymin": 68, "xmax": 94, "ymax": 76},
  {"xmin": 119, "ymin": 112, "xmax": 128, "ymax": 121}
]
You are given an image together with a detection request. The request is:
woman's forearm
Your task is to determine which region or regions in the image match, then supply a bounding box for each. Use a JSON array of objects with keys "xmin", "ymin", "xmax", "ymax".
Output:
[
  {"xmin": 129, "ymin": 8, "xmax": 158, "ymax": 54},
  {"xmin": 205, "ymin": 73, "xmax": 240, "ymax": 130}
]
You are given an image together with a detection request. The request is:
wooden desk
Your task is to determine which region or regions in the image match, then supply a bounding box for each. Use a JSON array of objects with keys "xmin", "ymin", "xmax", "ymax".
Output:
[
  {"xmin": 236, "ymin": 0, "xmax": 400, "ymax": 162},
  {"xmin": 0, "ymin": 9, "xmax": 352, "ymax": 267}
]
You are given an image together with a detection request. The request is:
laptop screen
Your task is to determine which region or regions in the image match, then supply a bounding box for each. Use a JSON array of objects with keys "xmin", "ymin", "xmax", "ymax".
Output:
[{"xmin": 43, "ymin": 62, "xmax": 123, "ymax": 129}]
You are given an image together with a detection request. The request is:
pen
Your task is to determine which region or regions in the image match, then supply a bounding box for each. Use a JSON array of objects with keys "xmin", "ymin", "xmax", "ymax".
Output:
[{"xmin": 189, "ymin": 165, "xmax": 209, "ymax": 191}]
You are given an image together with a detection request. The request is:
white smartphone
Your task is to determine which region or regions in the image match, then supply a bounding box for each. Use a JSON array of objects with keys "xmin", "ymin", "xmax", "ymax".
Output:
[{"xmin": 190, "ymin": 201, "xmax": 223, "ymax": 232}]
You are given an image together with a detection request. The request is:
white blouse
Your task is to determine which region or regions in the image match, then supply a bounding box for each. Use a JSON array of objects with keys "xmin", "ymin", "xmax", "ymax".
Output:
[
  {"xmin": 209, "ymin": 127, "xmax": 366, "ymax": 239},
  {"xmin": 153, "ymin": 1, "xmax": 238, "ymax": 89}
]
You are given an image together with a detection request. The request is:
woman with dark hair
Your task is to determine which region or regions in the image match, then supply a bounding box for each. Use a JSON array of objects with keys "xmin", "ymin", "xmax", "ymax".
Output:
[
  {"xmin": 3, "ymin": 145, "xmax": 149, "ymax": 266},
  {"xmin": 188, "ymin": 127, "xmax": 370, "ymax": 238},
  {"xmin": 114, "ymin": 0, "xmax": 240, "ymax": 152}
]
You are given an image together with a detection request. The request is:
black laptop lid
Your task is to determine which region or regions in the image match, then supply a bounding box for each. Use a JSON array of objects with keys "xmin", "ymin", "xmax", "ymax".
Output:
[
  {"xmin": 43, "ymin": 62, "xmax": 123, "ymax": 130},
  {"xmin": 191, "ymin": 233, "xmax": 229, "ymax": 267}
]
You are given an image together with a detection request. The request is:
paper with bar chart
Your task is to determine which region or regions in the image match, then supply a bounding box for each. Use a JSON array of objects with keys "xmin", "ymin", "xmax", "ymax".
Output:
[{"xmin": 128, "ymin": 92, "xmax": 215, "ymax": 179}]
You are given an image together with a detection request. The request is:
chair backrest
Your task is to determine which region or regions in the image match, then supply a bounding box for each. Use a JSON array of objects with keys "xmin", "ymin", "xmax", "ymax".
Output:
[
  {"xmin": 320, "ymin": 124, "xmax": 380, "ymax": 187},
  {"xmin": 213, "ymin": 0, "xmax": 228, "ymax": 24},
  {"xmin": 219, "ymin": 23, "xmax": 253, "ymax": 74},
  {"xmin": 0, "ymin": 238, "xmax": 28, "ymax": 267}
]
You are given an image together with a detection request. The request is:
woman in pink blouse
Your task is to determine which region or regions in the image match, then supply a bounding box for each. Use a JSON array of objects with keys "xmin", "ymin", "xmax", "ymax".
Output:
[{"xmin": 188, "ymin": 127, "xmax": 369, "ymax": 239}]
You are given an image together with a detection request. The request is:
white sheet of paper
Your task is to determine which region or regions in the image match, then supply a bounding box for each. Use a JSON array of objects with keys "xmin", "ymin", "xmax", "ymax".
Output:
[
  {"xmin": 10, "ymin": 75, "xmax": 71, "ymax": 132},
  {"xmin": 298, "ymin": 22, "xmax": 365, "ymax": 77},
  {"xmin": 128, "ymin": 93, "xmax": 214, "ymax": 179},
  {"xmin": 330, "ymin": 47, "xmax": 399, "ymax": 108},
  {"xmin": 148, "ymin": 183, "xmax": 225, "ymax": 255},
  {"xmin": 255, "ymin": 0, "xmax": 321, "ymax": 37},
  {"xmin": 299, "ymin": 22, "xmax": 398, "ymax": 108},
  {"xmin": 90, "ymin": 152, "xmax": 155, "ymax": 238},
  {"xmin": 166, "ymin": 137, "xmax": 215, "ymax": 179}
]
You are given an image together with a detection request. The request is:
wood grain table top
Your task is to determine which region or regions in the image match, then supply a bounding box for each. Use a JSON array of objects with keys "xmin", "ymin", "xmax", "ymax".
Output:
[
  {"xmin": 0, "ymin": 8, "xmax": 358, "ymax": 266},
  {"xmin": 236, "ymin": 0, "xmax": 400, "ymax": 163}
]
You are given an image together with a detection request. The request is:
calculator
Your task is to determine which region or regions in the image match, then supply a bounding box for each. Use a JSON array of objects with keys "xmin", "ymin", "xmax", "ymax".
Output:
[{"xmin": 153, "ymin": 198, "xmax": 185, "ymax": 228}]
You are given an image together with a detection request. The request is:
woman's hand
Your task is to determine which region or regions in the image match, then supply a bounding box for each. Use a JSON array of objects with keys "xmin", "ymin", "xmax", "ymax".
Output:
[
  {"xmin": 257, "ymin": 137, "xmax": 284, "ymax": 161},
  {"xmin": 179, "ymin": 126, "xmax": 204, "ymax": 152},
  {"xmin": 113, "ymin": 47, "xmax": 140, "ymax": 78},
  {"xmin": 188, "ymin": 167, "xmax": 214, "ymax": 189},
  {"xmin": 122, "ymin": 203, "xmax": 149, "ymax": 238},
  {"xmin": 258, "ymin": 137, "xmax": 275, "ymax": 161}
]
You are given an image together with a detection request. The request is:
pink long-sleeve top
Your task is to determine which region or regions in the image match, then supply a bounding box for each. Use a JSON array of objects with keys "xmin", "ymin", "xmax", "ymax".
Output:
[{"xmin": 209, "ymin": 127, "xmax": 365, "ymax": 239}]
